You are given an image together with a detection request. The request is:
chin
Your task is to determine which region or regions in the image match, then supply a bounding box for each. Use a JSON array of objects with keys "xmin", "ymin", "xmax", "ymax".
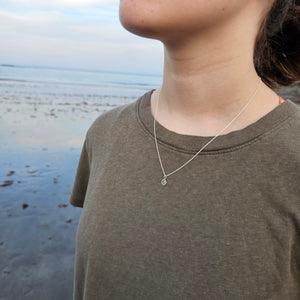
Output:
[
  {"xmin": 118, "ymin": 0, "xmax": 244, "ymax": 42},
  {"xmin": 119, "ymin": 0, "xmax": 166, "ymax": 39}
]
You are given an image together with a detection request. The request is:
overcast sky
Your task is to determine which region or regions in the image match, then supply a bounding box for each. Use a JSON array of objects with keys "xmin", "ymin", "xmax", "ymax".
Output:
[{"xmin": 0, "ymin": 0, "xmax": 163, "ymax": 75}]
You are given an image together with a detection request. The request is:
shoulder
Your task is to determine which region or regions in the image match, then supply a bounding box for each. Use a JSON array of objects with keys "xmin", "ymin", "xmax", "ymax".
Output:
[
  {"xmin": 280, "ymin": 99, "xmax": 300, "ymax": 132},
  {"xmin": 86, "ymin": 98, "xmax": 138, "ymax": 140},
  {"xmin": 271, "ymin": 99, "xmax": 300, "ymax": 154}
]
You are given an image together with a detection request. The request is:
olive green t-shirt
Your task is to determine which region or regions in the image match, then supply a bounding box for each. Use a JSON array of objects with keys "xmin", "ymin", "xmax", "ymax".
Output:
[{"xmin": 69, "ymin": 90, "xmax": 300, "ymax": 299}]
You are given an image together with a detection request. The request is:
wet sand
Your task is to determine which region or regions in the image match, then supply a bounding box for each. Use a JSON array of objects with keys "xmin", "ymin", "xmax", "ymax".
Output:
[
  {"xmin": 0, "ymin": 149, "xmax": 78, "ymax": 299},
  {"xmin": 0, "ymin": 97, "xmax": 121, "ymax": 300},
  {"xmin": 0, "ymin": 85, "xmax": 299, "ymax": 300}
]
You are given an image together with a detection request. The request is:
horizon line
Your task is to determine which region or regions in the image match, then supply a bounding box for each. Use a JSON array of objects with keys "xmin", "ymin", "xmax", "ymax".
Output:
[{"xmin": 0, "ymin": 63, "xmax": 163, "ymax": 78}]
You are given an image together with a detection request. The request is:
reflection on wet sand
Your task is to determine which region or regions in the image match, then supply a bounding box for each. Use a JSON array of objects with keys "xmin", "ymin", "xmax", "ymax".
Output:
[{"xmin": 0, "ymin": 98, "xmax": 138, "ymax": 299}]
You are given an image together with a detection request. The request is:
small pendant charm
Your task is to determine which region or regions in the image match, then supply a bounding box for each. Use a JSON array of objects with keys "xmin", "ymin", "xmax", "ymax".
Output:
[{"xmin": 161, "ymin": 176, "xmax": 167, "ymax": 186}]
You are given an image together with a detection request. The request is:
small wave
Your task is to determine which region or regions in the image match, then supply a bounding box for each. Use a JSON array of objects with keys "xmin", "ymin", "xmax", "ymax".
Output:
[
  {"xmin": 0, "ymin": 78, "xmax": 154, "ymax": 91},
  {"xmin": 1, "ymin": 64, "xmax": 16, "ymax": 67},
  {"xmin": 109, "ymin": 81, "xmax": 154, "ymax": 87},
  {"xmin": 0, "ymin": 78, "xmax": 26, "ymax": 82}
]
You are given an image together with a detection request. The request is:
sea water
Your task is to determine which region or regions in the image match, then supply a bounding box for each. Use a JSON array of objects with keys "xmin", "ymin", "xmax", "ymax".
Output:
[{"xmin": 0, "ymin": 64, "xmax": 162, "ymax": 106}]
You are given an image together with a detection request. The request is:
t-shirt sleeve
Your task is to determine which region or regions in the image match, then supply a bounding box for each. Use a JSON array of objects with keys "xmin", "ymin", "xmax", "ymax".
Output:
[{"xmin": 69, "ymin": 137, "xmax": 90, "ymax": 208}]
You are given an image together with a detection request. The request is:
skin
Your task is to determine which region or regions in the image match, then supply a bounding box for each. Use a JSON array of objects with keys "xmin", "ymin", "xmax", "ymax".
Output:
[{"xmin": 119, "ymin": 0, "xmax": 279, "ymax": 136}]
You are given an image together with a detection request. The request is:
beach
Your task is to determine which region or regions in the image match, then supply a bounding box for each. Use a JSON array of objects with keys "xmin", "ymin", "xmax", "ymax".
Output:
[{"xmin": 0, "ymin": 65, "xmax": 299, "ymax": 300}]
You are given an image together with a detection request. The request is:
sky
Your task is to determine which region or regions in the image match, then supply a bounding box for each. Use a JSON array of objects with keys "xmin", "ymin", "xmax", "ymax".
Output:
[{"xmin": 0, "ymin": 0, "xmax": 163, "ymax": 75}]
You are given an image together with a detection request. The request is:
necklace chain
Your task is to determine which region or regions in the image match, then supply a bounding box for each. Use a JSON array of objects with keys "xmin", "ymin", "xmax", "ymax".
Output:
[{"xmin": 153, "ymin": 77, "xmax": 262, "ymax": 186}]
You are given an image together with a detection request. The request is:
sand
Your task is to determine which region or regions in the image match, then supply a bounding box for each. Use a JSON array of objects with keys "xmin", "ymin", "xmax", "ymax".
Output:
[{"xmin": 0, "ymin": 97, "xmax": 118, "ymax": 300}]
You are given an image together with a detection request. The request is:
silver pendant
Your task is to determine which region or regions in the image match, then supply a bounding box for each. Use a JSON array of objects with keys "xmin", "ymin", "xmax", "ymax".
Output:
[{"xmin": 161, "ymin": 176, "xmax": 167, "ymax": 186}]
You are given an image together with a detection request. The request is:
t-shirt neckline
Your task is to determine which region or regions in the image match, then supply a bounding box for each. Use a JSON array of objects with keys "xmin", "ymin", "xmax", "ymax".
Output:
[{"xmin": 137, "ymin": 89, "xmax": 298, "ymax": 153}]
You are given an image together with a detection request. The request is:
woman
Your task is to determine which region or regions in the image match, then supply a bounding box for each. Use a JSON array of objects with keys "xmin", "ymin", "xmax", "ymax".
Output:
[{"xmin": 69, "ymin": 0, "xmax": 300, "ymax": 299}]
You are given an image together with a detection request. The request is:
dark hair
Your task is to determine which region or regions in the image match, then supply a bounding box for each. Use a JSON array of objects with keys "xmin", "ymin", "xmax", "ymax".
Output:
[{"xmin": 254, "ymin": 0, "xmax": 300, "ymax": 89}]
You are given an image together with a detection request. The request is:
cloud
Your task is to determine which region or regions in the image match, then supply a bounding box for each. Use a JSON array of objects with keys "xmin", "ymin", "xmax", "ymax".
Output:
[
  {"xmin": 0, "ymin": 9, "xmax": 138, "ymax": 43},
  {"xmin": 0, "ymin": 5, "xmax": 163, "ymax": 74},
  {"xmin": 0, "ymin": 0, "xmax": 118, "ymax": 9}
]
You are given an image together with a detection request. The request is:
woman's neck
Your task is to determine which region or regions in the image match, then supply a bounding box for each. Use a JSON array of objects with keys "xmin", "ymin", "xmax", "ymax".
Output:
[{"xmin": 151, "ymin": 23, "xmax": 279, "ymax": 136}]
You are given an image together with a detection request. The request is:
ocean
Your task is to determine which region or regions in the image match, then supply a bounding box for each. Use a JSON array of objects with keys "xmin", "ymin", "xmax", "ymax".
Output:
[{"xmin": 0, "ymin": 64, "xmax": 162, "ymax": 106}]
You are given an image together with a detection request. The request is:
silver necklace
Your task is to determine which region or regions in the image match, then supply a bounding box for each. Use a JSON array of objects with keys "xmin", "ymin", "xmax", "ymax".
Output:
[{"xmin": 153, "ymin": 77, "xmax": 262, "ymax": 186}]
